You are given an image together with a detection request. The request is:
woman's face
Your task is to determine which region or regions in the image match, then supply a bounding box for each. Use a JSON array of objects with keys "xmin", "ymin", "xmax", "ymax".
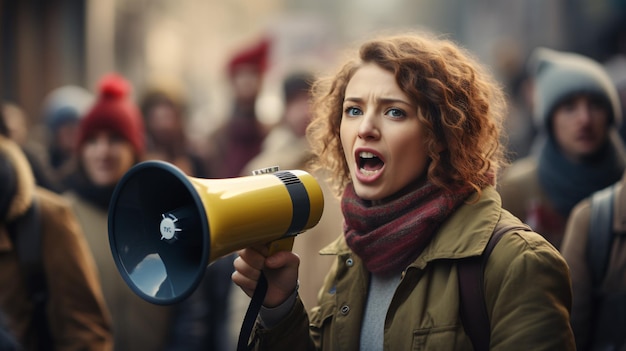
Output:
[
  {"xmin": 81, "ymin": 130, "xmax": 135, "ymax": 186},
  {"xmin": 340, "ymin": 63, "xmax": 430, "ymax": 201}
]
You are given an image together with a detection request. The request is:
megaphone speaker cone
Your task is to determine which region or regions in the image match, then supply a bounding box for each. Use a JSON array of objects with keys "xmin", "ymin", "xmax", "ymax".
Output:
[{"xmin": 108, "ymin": 161, "xmax": 210, "ymax": 305}]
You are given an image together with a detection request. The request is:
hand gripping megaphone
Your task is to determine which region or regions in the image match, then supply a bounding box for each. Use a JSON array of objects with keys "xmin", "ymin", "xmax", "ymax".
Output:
[{"xmin": 107, "ymin": 160, "xmax": 324, "ymax": 305}]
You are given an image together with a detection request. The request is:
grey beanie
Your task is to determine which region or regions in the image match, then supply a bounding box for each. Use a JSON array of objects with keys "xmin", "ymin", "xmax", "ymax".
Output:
[
  {"xmin": 529, "ymin": 47, "xmax": 622, "ymax": 132},
  {"xmin": 41, "ymin": 85, "xmax": 93, "ymax": 132}
]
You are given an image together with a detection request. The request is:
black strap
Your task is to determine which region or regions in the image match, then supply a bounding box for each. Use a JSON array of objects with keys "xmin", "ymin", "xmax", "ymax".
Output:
[
  {"xmin": 458, "ymin": 221, "xmax": 531, "ymax": 351},
  {"xmin": 7, "ymin": 199, "xmax": 52, "ymax": 350},
  {"xmin": 587, "ymin": 184, "xmax": 617, "ymax": 287},
  {"xmin": 237, "ymin": 272, "xmax": 269, "ymax": 351}
]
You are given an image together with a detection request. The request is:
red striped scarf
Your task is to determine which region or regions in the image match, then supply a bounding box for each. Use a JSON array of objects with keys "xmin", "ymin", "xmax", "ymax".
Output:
[{"xmin": 342, "ymin": 181, "xmax": 472, "ymax": 275}]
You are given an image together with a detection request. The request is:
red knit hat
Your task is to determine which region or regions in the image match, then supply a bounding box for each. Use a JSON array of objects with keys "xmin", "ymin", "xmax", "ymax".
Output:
[
  {"xmin": 227, "ymin": 37, "xmax": 271, "ymax": 77},
  {"xmin": 77, "ymin": 73, "xmax": 145, "ymax": 156}
]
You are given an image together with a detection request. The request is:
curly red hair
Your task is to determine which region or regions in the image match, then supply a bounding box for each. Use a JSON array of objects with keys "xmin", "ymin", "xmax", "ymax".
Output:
[{"xmin": 307, "ymin": 32, "xmax": 507, "ymax": 197}]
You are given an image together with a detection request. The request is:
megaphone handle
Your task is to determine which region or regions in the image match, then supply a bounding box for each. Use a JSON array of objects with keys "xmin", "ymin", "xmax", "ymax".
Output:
[{"xmin": 267, "ymin": 236, "xmax": 295, "ymax": 255}]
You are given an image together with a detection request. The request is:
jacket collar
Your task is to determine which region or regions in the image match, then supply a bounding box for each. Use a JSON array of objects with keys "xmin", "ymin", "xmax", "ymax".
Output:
[{"xmin": 319, "ymin": 186, "xmax": 503, "ymax": 268}]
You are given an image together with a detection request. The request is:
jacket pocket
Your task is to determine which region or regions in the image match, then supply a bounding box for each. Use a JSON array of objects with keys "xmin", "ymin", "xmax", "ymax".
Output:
[
  {"xmin": 309, "ymin": 300, "xmax": 335, "ymax": 348},
  {"xmin": 412, "ymin": 324, "xmax": 462, "ymax": 351}
]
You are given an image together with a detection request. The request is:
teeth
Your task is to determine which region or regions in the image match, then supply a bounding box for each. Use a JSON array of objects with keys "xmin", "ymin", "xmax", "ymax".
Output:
[
  {"xmin": 359, "ymin": 151, "xmax": 377, "ymax": 159},
  {"xmin": 358, "ymin": 151, "xmax": 381, "ymax": 175},
  {"xmin": 359, "ymin": 168, "xmax": 379, "ymax": 176}
]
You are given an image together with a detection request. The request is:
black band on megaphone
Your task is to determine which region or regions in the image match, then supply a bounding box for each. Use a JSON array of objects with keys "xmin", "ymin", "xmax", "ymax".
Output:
[{"xmin": 274, "ymin": 171, "xmax": 310, "ymax": 237}]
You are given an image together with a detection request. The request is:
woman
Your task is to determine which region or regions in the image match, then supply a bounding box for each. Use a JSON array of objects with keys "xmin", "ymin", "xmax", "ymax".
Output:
[
  {"xmin": 62, "ymin": 73, "xmax": 176, "ymax": 351},
  {"xmin": 232, "ymin": 32, "xmax": 575, "ymax": 350},
  {"xmin": 65, "ymin": 73, "xmax": 231, "ymax": 351}
]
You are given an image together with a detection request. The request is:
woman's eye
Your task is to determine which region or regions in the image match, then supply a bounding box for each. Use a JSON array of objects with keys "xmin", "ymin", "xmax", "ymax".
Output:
[
  {"xmin": 386, "ymin": 108, "xmax": 406, "ymax": 118},
  {"xmin": 344, "ymin": 106, "xmax": 362, "ymax": 116}
]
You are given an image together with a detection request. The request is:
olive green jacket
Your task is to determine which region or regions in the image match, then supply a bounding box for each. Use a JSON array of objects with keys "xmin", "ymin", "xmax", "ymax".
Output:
[{"xmin": 250, "ymin": 187, "xmax": 575, "ymax": 350}]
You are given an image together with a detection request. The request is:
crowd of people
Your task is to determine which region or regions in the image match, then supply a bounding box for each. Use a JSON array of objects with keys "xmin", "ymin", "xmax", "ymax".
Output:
[{"xmin": 1, "ymin": 27, "xmax": 626, "ymax": 351}]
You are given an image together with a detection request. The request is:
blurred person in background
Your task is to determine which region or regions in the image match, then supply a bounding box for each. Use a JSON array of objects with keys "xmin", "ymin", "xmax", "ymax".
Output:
[
  {"xmin": 499, "ymin": 47, "xmax": 626, "ymax": 249},
  {"xmin": 140, "ymin": 86, "xmax": 233, "ymax": 351},
  {"xmin": 139, "ymin": 84, "xmax": 209, "ymax": 178},
  {"xmin": 197, "ymin": 37, "xmax": 273, "ymax": 348},
  {"xmin": 0, "ymin": 108, "xmax": 113, "ymax": 350},
  {"xmin": 240, "ymin": 71, "xmax": 343, "ymax": 310},
  {"xmin": 64, "ymin": 72, "xmax": 232, "ymax": 351},
  {"xmin": 202, "ymin": 36, "xmax": 272, "ymax": 179},
  {"xmin": 501, "ymin": 67, "xmax": 537, "ymax": 162},
  {"xmin": 2, "ymin": 102, "xmax": 60, "ymax": 192},
  {"xmin": 492, "ymin": 40, "xmax": 537, "ymax": 162},
  {"xmin": 40, "ymin": 85, "xmax": 94, "ymax": 191},
  {"xmin": 561, "ymin": 170, "xmax": 626, "ymax": 351},
  {"xmin": 61, "ymin": 73, "xmax": 174, "ymax": 350}
]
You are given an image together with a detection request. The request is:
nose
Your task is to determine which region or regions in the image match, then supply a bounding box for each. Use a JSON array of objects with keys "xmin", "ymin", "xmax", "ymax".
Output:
[
  {"xmin": 357, "ymin": 113, "xmax": 380, "ymax": 140},
  {"xmin": 577, "ymin": 102, "xmax": 594, "ymax": 125}
]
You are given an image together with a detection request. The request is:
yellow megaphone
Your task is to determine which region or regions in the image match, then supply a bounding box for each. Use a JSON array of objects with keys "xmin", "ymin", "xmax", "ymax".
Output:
[{"xmin": 107, "ymin": 160, "xmax": 324, "ymax": 305}]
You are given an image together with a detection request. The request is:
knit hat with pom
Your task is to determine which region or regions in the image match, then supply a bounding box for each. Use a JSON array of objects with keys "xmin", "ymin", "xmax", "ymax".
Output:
[
  {"xmin": 227, "ymin": 37, "xmax": 271, "ymax": 78},
  {"xmin": 529, "ymin": 47, "xmax": 622, "ymax": 133},
  {"xmin": 77, "ymin": 73, "xmax": 145, "ymax": 156}
]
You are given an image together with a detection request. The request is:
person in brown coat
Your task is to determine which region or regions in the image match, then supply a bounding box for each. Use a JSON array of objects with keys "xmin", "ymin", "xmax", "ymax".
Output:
[
  {"xmin": 0, "ymin": 123, "xmax": 112, "ymax": 350},
  {"xmin": 561, "ymin": 170, "xmax": 626, "ymax": 350}
]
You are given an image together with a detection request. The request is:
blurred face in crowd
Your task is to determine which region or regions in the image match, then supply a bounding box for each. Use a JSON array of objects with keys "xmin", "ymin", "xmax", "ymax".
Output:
[
  {"xmin": 146, "ymin": 103, "xmax": 183, "ymax": 146},
  {"xmin": 81, "ymin": 130, "xmax": 135, "ymax": 186},
  {"xmin": 552, "ymin": 94, "xmax": 610, "ymax": 162},
  {"xmin": 284, "ymin": 92, "xmax": 312, "ymax": 138},
  {"xmin": 340, "ymin": 63, "xmax": 429, "ymax": 201},
  {"xmin": 55, "ymin": 122, "xmax": 80, "ymax": 154},
  {"xmin": 231, "ymin": 64, "xmax": 263, "ymax": 104}
]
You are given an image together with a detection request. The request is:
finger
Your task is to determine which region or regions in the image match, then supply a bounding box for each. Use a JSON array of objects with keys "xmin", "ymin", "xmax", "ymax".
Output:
[
  {"xmin": 231, "ymin": 271, "xmax": 256, "ymax": 298},
  {"xmin": 236, "ymin": 248, "xmax": 266, "ymax": 271},
  {"xmin": 233, "ymin": 255, "xmax": 262, "ymax": 281}
]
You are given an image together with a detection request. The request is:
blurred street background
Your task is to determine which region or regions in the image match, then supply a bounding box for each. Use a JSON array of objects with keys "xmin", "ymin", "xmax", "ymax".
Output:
[{"xmin": 2, "ymin": 0, "xmax": 626, "ymax": 153}]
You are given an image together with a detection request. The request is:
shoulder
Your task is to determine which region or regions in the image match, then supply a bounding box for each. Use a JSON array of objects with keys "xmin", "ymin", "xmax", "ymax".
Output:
[
  {"xmin": 484, "ymin": 225, "xmax": 575, "ymax": 349},
  {"xmin": 35, "ymin": 187, "xmax": 84, "ymax": 237},
  {"xmin": 499, "ymin": 157, "xmax": 538, "ymax": 188},
  {"xmin": 488, "ymin": 221, "xmax": 569, "ymax": 287},
  {"xmin": 36, "ymin": 186, "xmax": 75, "ymax": 219}
]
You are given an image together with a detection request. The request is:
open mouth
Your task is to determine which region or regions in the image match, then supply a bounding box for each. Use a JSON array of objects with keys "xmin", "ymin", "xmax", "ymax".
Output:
[{"xmin": 358, "ymin": 151, "xmax": 384, "ymax": 176}]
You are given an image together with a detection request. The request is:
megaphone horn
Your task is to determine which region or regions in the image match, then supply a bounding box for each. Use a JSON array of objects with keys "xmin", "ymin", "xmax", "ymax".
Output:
[{"xmin": 108, "ymin": 161, "xmax": 324, "ymax": 305}]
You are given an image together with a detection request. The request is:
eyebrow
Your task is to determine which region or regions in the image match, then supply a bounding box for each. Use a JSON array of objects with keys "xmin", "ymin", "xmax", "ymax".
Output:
[{"xmin": 343, "ymin": 97, "xmax": 412, "ymax": 106}]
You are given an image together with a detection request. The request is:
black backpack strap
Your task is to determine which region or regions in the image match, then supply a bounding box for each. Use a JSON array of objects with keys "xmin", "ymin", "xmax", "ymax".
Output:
[
  {"xmin": 7, "ymin": 199, "xmax": 52, "ymax": 350},
  {"xmin": 458, "ymin": 220, "xmax": 531, "ymax": 351},
  {"xmin": 587, "ymin": 184, "xmax": 617, "ymax": 287}
]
